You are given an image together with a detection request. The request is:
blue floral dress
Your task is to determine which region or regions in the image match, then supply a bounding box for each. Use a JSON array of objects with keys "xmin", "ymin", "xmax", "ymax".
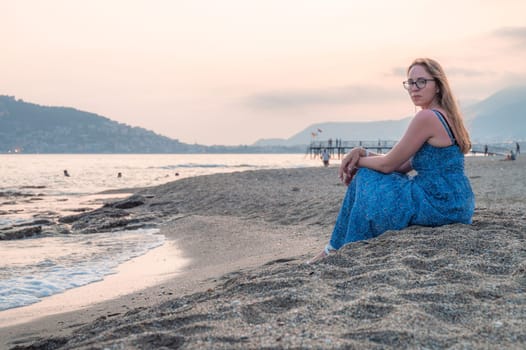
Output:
[{"xmin": 329, "ymin": 110, "xmax": 475, "ymax": 250}]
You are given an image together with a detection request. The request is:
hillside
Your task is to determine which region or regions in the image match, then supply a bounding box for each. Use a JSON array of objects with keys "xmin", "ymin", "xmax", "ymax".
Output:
[
  {"xmin": 0, "ymin": 96, "xmax": 307, "ymax": 154},
  {"xmin": 464, "ymin": 85, "xmax": 526, "ymax": 143},
  {"xmin": 0, "ymin": 96, "xmax": 192, "ymax": 153},
  {"xmin": 255, "ymin": 118, "xmax": 412, "ymax": 146}
]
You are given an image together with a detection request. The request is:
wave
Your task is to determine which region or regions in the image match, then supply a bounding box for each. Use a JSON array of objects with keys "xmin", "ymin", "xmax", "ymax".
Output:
[{"xmin": 0, "ymin": 229, "xmax": 164, "ymax": 311}]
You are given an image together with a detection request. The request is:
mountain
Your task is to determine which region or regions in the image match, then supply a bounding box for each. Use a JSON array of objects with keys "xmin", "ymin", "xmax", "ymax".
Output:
[
  {"xmin": 254, "ymin": 119, "xmax": 412, "ymax": 146},
  {"xmin": 0, "ymin": 96, "xmax": 193, "ymax": 153},
  {"xmin": 0, "ymin": 96, "xmax": 305, "ymax": 154},
  {"xmin": 255, "ymin": 85, "xmax": 526, "ymax": 146},
  {"xmin": 464, "ymin": 85, "xmax": 526, "ymax": 142}
]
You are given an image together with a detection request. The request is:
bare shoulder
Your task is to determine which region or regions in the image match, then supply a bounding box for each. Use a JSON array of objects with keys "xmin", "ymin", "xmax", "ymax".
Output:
[
  {"xmin": 403, "ymin": 109, "xmax": 448, "ymax": 142},
  {"xmin": 411, "ymin": 109, "xmax": 449, "ymax": 129},
  {"xmin": 413, "ymin": 109, "xmax": 440, "ymax": 121},
  {"xmin": 412, "ymin": 109, "xmax": 453, "ymax": 146},
  {"xmin": 406, "ymin": 110, "xmax": 436, "ymax": 131}
]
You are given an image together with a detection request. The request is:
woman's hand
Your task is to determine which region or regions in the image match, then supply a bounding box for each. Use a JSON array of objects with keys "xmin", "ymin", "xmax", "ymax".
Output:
[{"xmin": 338, "ymin": 147, "xmax": 365, "ymax": 185}]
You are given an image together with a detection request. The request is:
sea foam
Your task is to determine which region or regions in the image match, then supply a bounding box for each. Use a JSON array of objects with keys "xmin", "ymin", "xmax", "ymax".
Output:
[{"xmin": 0, "ymin": 228, "xmax": 164, "ymax": 311}]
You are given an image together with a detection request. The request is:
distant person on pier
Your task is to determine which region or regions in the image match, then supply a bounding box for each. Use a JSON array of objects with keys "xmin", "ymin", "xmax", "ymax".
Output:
[
  {"xmin": 310, "ymin": 58, "xmax": 474, "ymax": 263},
  {"xmin": 321, "ymin": 149, "xmax": 331, "ymax": 167},
  {"xmin": 63, "ymin": 170, "xmax": 70, "ymax": 177},
  {"xmin": 117, "ymin": 172, "xmax": 122, "ymax": 178}
]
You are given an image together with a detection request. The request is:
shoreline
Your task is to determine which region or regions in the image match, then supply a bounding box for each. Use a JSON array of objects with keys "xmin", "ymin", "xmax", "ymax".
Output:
[
  {"xmin": 2, "ymin": 157, "xmax": 525, "ymax": 349},
  {"xmin": 0, "ymin": 215, "xmax": 325, "ymax": 349},
  {"xmin": 0, "ymin": 239, "xmax": 188, "ymax": 328}
]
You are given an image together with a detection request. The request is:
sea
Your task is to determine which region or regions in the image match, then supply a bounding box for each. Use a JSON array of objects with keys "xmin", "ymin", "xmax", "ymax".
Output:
[{"xmin": 0, "ymin": 153, "xmax": 319, "ymax": 312}]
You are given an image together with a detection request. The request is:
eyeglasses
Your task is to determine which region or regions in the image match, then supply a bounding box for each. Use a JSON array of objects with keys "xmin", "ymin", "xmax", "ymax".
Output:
[{"xmin": 403, "ymin": 78, "xmax": 435, "ymax": 90}]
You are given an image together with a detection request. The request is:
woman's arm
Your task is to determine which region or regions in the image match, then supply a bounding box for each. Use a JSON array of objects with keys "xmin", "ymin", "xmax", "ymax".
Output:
[
  {"xmin": 356, "ymin": 150, "xmax": 412, "ymax": 173},
  {"xmin": 339, "ymin": 150, "xmax": 413, "ymax": 185},
  {"xmin": 340, "ymin": 110, "xmax": 439, "ymax": 182},
  {"xmin": 394, "ymin": 159, "xmax": 413, "ymax": 173},
  {"xmin": 358, "ymin": 110, "xmax": 438, "ymax": 172}
]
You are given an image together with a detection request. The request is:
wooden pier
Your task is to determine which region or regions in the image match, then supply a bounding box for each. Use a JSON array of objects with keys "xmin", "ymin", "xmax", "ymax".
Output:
[
  {"xmin": 308, "ymin": 140, "xmax": 520, "ymax": 159},
  {"xmin": 307, "ymin": 140, "xmax": 397, "ymax": 159}
]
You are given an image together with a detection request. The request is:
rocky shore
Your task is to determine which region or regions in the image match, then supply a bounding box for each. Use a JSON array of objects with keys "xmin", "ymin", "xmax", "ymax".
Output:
[{"xmin": 2, "ymin": 156, "xmax": 525, "ymax": 349}]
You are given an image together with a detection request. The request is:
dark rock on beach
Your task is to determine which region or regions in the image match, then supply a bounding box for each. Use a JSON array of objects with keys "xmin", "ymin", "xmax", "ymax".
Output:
[
  {"xmin": 104, "ymin": 194, "xmax": 146, "ymax": 209},
  {"xmin": 0, "ymin": 225, "xmax": 42, "ymax": 240},
  {"xmin": 0, "ymin": 191, "xmax": 33, "ymax": 198},
  {"xmin": 59, "ymin": 206, "xmax": 156, "ymax": 234},
  {"xmin": 0, "ymin": 218, "xmax": 71, "ymax": 240}
]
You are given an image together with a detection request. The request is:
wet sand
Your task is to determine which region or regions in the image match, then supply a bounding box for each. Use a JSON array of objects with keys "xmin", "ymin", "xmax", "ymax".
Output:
[
  {"xmin": 1, "ymin": 156, "xmax": 525, "ymax": 349},
  {"xmin": 0, "ymin": 240, "xmax": 188, "ymax": 328}
]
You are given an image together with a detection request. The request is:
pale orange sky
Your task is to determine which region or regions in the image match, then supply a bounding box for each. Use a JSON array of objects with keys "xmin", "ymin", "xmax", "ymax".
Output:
[{"xmin": 2, "ymin": 0, "xmax": 526, "ymax": 145}]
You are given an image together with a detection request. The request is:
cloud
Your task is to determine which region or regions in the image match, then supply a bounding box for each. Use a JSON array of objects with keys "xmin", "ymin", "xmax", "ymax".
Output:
[
  {"xmin": 245, "ymin": 85, "xmax": 400, "ymax": 110},
  {"xmin": 493, "ymin": 26, "xmax": 526, "ymax": 50},
  {"xmin": 390, "ymin": 66, "xmax": 492, "ymax": 78},
  {"xmin": 494, "ymin": 26, "xmax": 526, "ymax": 42},
  {"xmin": 446, "ymin": 67, "xmax": 495, "ymax": 78},
  {"xmin": 390, "ymin": 67, "xmax": 407, "ymax": 77},
  {"xmin": 495, "ymin": 71, "xmax": 526, "ymax": 87}
]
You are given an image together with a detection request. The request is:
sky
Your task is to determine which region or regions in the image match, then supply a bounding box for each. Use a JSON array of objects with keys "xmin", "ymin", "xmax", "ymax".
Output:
[{"xmin": 3, "ymin": 0, "xmax": 526, "ymax": 145}]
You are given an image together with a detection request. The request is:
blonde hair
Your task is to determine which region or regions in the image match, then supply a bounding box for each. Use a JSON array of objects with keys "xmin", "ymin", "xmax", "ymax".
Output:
[{"xmin": 407, "ymin": 58, "xmax": 471, "ymax": 154}]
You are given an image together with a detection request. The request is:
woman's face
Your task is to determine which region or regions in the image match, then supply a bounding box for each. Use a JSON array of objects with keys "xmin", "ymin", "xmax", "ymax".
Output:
[{"xmin": 406, "ymin": 64, "xmax": 438, "ymax": 109}]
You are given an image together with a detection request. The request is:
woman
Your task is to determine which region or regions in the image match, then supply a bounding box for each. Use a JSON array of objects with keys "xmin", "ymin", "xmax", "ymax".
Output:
[{"xmin": 310, "ymin": 58, "xmax": 475, "ymax": 263}]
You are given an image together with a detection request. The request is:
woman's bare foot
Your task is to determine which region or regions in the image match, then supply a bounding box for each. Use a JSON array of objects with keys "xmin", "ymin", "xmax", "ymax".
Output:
[
  {"xmin": 307, "ymin": 249, "xmax": 329, "ymax": 264},
  {"xmin": 307, "ymin": 244, "xmax": 337, "ymax": 264}
]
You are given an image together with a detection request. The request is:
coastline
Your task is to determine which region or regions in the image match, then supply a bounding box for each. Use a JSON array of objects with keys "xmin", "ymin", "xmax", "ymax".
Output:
[
  {"xmin": 1, "ymin": 156, "xmax": 525, "ymax": 349},
  {"xmin": 0, "ymin": 240, "xmax": 188, "ymax": 328}
]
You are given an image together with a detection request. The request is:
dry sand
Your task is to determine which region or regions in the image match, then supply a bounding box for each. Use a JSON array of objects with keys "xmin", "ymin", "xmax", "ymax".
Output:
[{"xmin": 1, "ymin": 156, "xmax": 525, "ymax": 349}]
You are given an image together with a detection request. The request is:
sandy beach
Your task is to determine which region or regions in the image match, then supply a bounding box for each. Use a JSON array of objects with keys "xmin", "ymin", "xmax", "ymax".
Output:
[{"xmin": 1, "ymin": 156, "xmax": 525, "ymax": 349}]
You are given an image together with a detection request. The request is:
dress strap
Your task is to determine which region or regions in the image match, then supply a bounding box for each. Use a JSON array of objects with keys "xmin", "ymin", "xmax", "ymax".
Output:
[{"xmin": 432, "ymin": 109, "xmax": 456, "ymax": 144}]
